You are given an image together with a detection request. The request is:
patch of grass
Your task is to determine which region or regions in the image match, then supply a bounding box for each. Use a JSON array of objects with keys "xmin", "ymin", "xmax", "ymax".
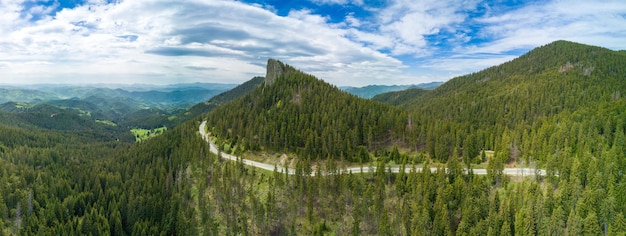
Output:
[
  {"xmin": 95, "ymin": 120, "xmax": 117, "ymax": 126},
  {"xmin": 130, "ymin": 126, "xmax": 167, "ymax": 142},
  {"xmin": 484, "ymin": 150, "xmax": 495, "ymax": 159},
  {"xmin": 14, "ymin": 102, "xmax": 33, "ymax": 109},
  {"xmin": 167, "ymin": 115, "xmax": 177, "ymax": 121}
]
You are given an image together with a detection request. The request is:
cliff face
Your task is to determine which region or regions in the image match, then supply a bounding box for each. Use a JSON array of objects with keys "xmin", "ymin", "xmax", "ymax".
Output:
[{"xmin": 265, "ymin": 59, "xmax": 286, "ymax": 86}]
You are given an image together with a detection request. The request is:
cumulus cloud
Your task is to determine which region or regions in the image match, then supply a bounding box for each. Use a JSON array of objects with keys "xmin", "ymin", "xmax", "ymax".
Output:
[
  {"xmin": 421, "ymin": 55, "xmax": 518, "ymax": 72},
  {"xmin": 310, "ymin": 0, "xmax": 363, "ymax": 5},
  {"xmin": 470, "ymin": 0, "xmax": 626, "ymax": 54},
  {"xmin": 369, "ymin": 0, "xmax": 480, "ymax": 56},
  {"xmin": 0, "ymin": 0, "xmax": 408, "ymax": 85}
]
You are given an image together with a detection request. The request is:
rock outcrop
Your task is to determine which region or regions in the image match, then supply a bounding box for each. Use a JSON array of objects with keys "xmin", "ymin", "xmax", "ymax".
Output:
[{"xmin": 265, "ymin": 59, "xmax": 286, "ymax": 86}]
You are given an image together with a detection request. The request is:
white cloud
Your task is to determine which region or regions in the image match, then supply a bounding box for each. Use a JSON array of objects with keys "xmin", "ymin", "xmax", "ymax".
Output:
[
  {"xmin": 471, "ymin": 0, "xmax": 626, "ymax": 54},
  {"xmin": 345, "ymin": 12, "xmax": 361, "ymax": 27},
  {"xmin": 421, "ymin": 55, "xmax": 518, "ymax": 72},
  {"xmin": 0, "ymin": 0, "xmax": 407, "ymax": 86},
  {"xmin": 310, "ymin": 0, "xmax": 363, "ymax": 5},
  {"xmin": 372, "ymin": 0, "xmax": 480, "ymax": 56}
]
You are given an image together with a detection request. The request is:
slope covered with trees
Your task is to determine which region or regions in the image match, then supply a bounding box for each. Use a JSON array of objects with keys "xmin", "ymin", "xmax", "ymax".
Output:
[
  {"xmin": 400, "ymin": 41, "xmax": 626, "ymax": 167},
  {"xmin": 372, "ymin": 87, "xmax": 429, "ymax": 105},
  {"xmin": 0, "ymin": 117, "xmax": 208, "ymax": 235},
  {"xmin": 168, "ymin": 76, "xmax": 264, "ymax": 126},
  {"xmin": 341, "ymin": 82, "xmax": 441, "ymax": 98},
  {"xmin": 0, "ymin": 76, "xmax": 267, "ymax": 234},
  {"xmin": 205, "ymin": 60, "xmax": 409, "ymax": 162}
]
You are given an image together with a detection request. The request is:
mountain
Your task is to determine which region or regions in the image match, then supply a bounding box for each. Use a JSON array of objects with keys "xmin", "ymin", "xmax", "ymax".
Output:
[
  {"xmin": 0, "ymin": 87, "xmax": 59, "ymax": 104},
  {"xmin": 407, "ymin": 40, "xmax": 626, "ymax": 124},
  {"xmin": 371, "ymin": 87, "xmax": 428, "ymax": 105},
  {"xmin": 168, "ymin": 76, "xmax": 265, "ymax": 126},
  {"xmin": 0, "ymin": 102, "xmax": 33, "ymax": 112},
  {"xmin": 2, "ymin": 83, "xmax": 237, "ymax": 112},
  {"xmin": 81, "ymin": 95, "xmax": 145, "ymax": 118},
  {"xmin": 0, "ymin": 83, "xmax": 243, "ymax": 133},
  {"xmin": 134, "ymin": 82, "xmax": 237, "ymax": 92},
  {"xmin": 22, "ymin": 82, "xmax": 236, "ymax": 94},
  {"xmin": 341, "ymin": 82, "xmax": 442, "ymax": 98},
  {"xmin": 205, "ymin": 59, "xmax": 409, "ymax": 161},
  {"xmin": 401, "ymin": 40, "xmax": 626, "ymax": 165},
  {"xmin": 58, "ymin": 87, "xmax": 226, "ymax": 111},
  {"xmin": 117, "ymin": 89, "xmax": 223, "ymax": 109},
  {"xmin": 0, "ymin": 78, "xmax": 258, "ymax": 135},
  {"xmin": 0, "ymin": 109, "xmax": 134, "ymax": 142}
]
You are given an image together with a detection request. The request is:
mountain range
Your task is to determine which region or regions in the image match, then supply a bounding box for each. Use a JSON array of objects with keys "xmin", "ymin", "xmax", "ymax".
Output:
[
  {"xmin": 340, "ymin": 82, "xmax": 442, "ymax": 98},
  {"xmin": 0, "ymin": 83, "xmax": 237, "ymax": 110}
]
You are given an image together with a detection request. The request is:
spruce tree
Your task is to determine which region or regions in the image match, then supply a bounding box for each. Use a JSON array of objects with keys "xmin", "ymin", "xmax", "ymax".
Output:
[
  {"xmin": 583, "ymin": 211, "xmax": 602, "ymax": 236},
  {"xmin": 610, "ymin": 212, "xmax": 626, "ymax": 235}
]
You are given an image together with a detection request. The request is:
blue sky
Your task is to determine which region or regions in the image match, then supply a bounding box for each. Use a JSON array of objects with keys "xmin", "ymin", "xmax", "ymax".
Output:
[{"xmin": 0, "ymin": 0, "xmax": 625, "ymax": 86}]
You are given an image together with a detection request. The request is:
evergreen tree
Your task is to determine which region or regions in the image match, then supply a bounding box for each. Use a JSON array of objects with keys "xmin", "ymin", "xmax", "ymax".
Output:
[
  {"xmin": 610, "ymin": 212, "xmax": 626, "ymax": 235},
  {"xmin": 584, "ymin": 211, "xmax": 602, "ymax": 236},
  {"xmin": 566, "ymin": 210, "xmax": 583, "ymax": 236}
]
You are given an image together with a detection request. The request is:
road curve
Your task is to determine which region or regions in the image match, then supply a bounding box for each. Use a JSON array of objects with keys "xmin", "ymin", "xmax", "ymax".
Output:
[{"xmin": 200, "ymin": 121, "xmax": 546, "ymax": 177}]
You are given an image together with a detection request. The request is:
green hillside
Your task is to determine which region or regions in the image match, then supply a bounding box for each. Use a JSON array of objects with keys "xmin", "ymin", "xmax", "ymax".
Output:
[
  {"xmin": 372, "ymin": 87, "xmax": 428, "ymax": 105},
  {"xmin": 168, "ymin": 76, "xmax": 264, "ymax": 126},
  {"xmin": 406, "ymin": 40, "xmax": 626, "ymax": 122},
  {"xmin": 0, "ymin": 88, "xmax": 58, "ymax": 104},
  {"xmin": 341, "ymin": 82, "xmax": 442, "ymax": 98},
  {"xmin": 402, "ymin": 41, "xmax": 626, "ymax": 169},
  {"xmin": 205, "ymin": 59, "xmax": 409, "ymax": 161}
]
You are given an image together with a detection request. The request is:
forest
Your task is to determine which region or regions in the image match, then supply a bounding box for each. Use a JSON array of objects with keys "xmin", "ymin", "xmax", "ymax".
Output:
[
  {"xmin": 206, "ymin": 62, "xmax": 408, "ymax": 162},
  {"xmin": 0, "ymin": 40, "xmax": 625, "ymax": 235}
]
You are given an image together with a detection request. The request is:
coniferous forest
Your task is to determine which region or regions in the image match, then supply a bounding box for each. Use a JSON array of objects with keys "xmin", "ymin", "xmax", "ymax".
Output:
[{"xmin": 1, "ymin": 40, "xmax": 626, "ymax": 235}]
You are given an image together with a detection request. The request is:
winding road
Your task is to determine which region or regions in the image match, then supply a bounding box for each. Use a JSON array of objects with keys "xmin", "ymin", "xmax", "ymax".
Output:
[{"xmin": 200, "ymin": 121, "xmax": 546, "ymax": 177}]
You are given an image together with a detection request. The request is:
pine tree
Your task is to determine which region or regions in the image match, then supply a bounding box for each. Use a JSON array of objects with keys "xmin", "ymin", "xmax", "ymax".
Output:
[
  {"xmin": 500, "ymin": 220, "xmax": 512, "ymax": 236},
  {"xmin": 433, "ymin": 188, "xmax": 451, "ymax": 236},
  {"xmin": 0, "ymin": 218, "xmax": 5, "ymax": 236},
  {"xmin": 546, "ymin": 206, "xmax": 566, "ymax": 236},
  {"xmin": 446, "ymin": 148, "xmax": 462, "ymax": 183},
  {"xmin": 584, "ymin": 211, "xmax": 602, "ymax": 236},
  {"xmin": 463, "ymin": 134, "xmax": 478, "ymax": 168},
  {"xmin": 377, "ymin": 209, "xmax": 392, "ymax": 235},
  {"xmin": 610, "ymin": 212, "xmax": 626, "ymax": 235},
  {"xmin": 0, "ymin": 194, "xmax": 7, "ymax": 220},
  {"xmin": 514, "ymin": 206, "xmax": 535, "ymax": 236}
]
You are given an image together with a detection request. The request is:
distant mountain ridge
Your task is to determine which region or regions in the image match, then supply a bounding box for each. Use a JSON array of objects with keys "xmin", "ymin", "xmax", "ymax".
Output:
[
  {"xmin": 0, "ymin": 83, "xmax": 234, "ymax": 135},
  {"xmin": 341, "ymin": 82, "xmax": 442, "ymax": 98},
  {"xmin": 371, "ymin": 87, "xmax": 428, "ymax": 105},
  {"xmin": 0, "ymin": 83, "xmax": 237, "ymax": 109},
  {"xmin": 168, "ymin": 76, "xmax": 265, "ymax": 126},
  {"xmin": 0, "ymin": 88, "xmax": 58, "ymax": 104}
]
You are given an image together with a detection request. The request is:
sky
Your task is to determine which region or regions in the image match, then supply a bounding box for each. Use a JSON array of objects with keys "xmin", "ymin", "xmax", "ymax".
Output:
[{"xmin": 0, "ymin": 0, "xmax": 625, "ymax": 87}]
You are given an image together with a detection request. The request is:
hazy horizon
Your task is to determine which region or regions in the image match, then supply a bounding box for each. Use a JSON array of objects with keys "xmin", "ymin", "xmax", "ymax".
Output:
[{"xmin": 0, "ymin": 80, "xmax": 443, "ymax": 88}]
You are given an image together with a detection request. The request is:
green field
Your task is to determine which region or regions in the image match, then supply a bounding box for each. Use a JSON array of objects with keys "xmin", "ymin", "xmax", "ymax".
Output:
[
  {"xmin": 131, "ymin": 126, "xmax": 167, "ymax": 142},
  {"xmin": 95, "ymin": 119, "xmax": 117, "ymax": 126}
]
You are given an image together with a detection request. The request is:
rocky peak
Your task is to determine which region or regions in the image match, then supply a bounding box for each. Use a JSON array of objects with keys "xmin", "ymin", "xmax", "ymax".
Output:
[{"xmin": 265, "ymin": 59, "xmax": 286, "ymax": 86}]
